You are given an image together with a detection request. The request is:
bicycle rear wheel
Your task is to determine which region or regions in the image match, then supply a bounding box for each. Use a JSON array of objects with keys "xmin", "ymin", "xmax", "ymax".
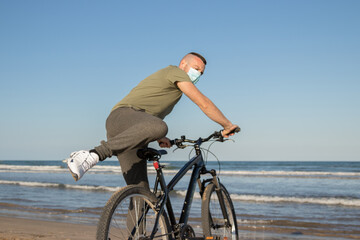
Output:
[
  {"xmin": 201, "ymin": 182, "xmax": 239, "ymax": 240},
  {"xmin": 97, "ymin": 185, "xmax": 171, "ymax": 240}
]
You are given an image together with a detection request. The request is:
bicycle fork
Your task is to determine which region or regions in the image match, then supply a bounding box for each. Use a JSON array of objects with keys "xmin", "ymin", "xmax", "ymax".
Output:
[{"xmin": 203, "ymin": 169, "xmax": 232, "ymax": 230}]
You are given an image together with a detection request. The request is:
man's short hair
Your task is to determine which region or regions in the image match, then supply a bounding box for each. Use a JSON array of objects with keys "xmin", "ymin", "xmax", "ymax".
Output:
[{"xmin": 189, "ymin": 52, "xmax": 207, "ymax": 65}]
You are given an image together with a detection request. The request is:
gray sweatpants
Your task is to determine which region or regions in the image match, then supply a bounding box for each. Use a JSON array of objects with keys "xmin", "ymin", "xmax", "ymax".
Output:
[{"xmin": 94, "ymin": 107, "xmax": 168, "ymax": 189}]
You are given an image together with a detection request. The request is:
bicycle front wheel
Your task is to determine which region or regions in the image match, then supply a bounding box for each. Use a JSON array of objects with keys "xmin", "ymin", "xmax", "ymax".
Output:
[
  {"xmin": 201, "ymin": 182, "xmax": 239, "ymax": 240},
  {"xmin": 97, "ymin": 185, "xmax": 171, "ymax": 240}
]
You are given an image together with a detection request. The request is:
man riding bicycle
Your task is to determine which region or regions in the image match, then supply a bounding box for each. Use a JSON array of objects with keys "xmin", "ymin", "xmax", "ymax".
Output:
[{"xmin": 66, "ymin": 52, "xmax": 239, "ymax": 190}]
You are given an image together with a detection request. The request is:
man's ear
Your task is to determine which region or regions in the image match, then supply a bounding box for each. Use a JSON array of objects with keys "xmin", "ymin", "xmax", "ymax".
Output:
[{"xmin": 179, "ymin": 59, "xmax": 187, "ymax": 71}]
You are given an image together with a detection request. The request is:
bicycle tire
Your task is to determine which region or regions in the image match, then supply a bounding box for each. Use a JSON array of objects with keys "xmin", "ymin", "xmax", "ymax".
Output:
[
  {"xmin": 201, "ymin": 182, "xmax": 239, "ymax": 240},
  {"xmin": 97, "ymin": 185, "xmax": 172, "ymax": 240}
]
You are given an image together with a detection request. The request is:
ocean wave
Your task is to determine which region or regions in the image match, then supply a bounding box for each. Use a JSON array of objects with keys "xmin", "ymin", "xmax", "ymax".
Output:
[
  {"xmin": 0, "ymin": 164, "xmax": 176, "ymax": 175},
  {"xmin": 1, "ymin": 180, "xmax": 359, "ymax": 207},
  {"xmin": 219, "ymin": 170, "xmax": 360, "ymax": 178},
  {"xmin": 170, "ymin": 190, "xmax": 360, "ymax": 207},
  {"xmin": 0, "ymin": 164, "xmax": 65, "ymax": 172},
  {"xmin": 0, "ymin": 180, "xmax": 120, "ymax": 192},
  {"xmin": 230, "ymin": 194, "xmax": 360, "ymax": 207},
  {"xmin": 0, "ymin": 202, "xmax": 103, "ymax": 215},
  {"xmin": 1, "ymin": 164, "xmax": 360, "ymax": 178}
]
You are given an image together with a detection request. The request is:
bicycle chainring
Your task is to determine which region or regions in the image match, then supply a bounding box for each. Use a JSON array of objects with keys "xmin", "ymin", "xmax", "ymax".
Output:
[{"xmin": 180, "ymin": 224, "xmax": 196, "ymax": 239}]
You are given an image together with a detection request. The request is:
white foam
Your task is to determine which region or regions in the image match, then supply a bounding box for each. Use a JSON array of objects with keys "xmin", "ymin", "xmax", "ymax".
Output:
[
  {"xmin": 1, "ymin": 164, "xmax": 359, "ymax": 179},
  {"xmin": 0, "ymin": 164, "xmax": 64, "ymax": 172},
  {"xmin": 230, "ymin": 194, "xmax": 360, "ymax": 207},
  {"xmin": 173, "ymin": 190, "xmax": 202, "ymax": 199},
  {"xmin": 164, "ymin": 190, "xmax": 360, "ymax": 207},
  {"xmin": 219, "ymin": 170, "xmax": 360, "ymax": 178},
  {"xmin": 0, "ymin": 180, "xmax": 120, "ymax": 192},
  {"xmin": 1, "ymin": 180, "xmax": 359, "ymax": 207},
  {"xmin": 0, "ymin": 164, "xmax": 180, "ymax": 175},
  {"xmin": 173, "ymin": 190, "xmax": 360, "ymax": 207}
]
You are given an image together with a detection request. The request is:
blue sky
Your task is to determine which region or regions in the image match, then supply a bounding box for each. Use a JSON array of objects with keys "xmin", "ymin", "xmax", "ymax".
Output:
[{"xmin": 0, "ymin": 0, "xmax": 359, "ymax": 161}]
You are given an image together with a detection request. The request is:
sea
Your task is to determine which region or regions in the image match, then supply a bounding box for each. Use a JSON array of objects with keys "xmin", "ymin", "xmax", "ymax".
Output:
[{"xmin": 0, "ymin": 159, "xmax": 359, "ymax": 239}]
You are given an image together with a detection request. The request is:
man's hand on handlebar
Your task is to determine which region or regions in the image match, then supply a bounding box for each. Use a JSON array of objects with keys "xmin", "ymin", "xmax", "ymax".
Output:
[
  {"xmin": 222, "ymin": 124, "xmax": 240, "ymax": 138},
  {"xmin": 159, "ymin": 126, "xmax": 240, "ymax": 149},
  {"xmin": 157, "ymin": 137, "xmax": 172, "ymax": 148}
]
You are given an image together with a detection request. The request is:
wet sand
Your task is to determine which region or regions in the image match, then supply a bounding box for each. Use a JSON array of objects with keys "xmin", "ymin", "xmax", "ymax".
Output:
[
  {"xmin": 0, "ymin": 216, "xmax": 96, "ymax": 240},
  {"xmin": 1, "ymin": 215, "xmax": 359, "ymax": 240}
]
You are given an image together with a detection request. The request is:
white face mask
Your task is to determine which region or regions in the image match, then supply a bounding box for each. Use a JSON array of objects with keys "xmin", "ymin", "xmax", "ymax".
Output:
[{"xmin": 187, "ymin": 67, "xmax": 201, "ymax": 84}]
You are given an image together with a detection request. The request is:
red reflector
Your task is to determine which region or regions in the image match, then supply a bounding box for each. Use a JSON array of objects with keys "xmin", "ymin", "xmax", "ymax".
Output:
[{"xmin": 153, "ymin": 161, "xmax": 159, "ymax": 170}]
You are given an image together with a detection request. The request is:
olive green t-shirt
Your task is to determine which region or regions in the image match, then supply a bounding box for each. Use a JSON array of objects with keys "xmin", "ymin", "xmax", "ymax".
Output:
[{"xmin": 112, "ymin": 65, "xmax": 191, "ymax": 119}]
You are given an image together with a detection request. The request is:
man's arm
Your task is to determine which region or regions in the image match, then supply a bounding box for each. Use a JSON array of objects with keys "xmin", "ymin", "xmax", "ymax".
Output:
[{"xmin": 176, "ymin": 81, "xmax": 238, "ymax": 137}]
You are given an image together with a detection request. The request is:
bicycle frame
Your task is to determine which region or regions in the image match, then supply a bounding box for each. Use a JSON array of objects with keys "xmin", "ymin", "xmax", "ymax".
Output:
[
  {"xmin": 151, "ymin": 148, "xmax": 216, "ymax": 238},
  {"xmin": 141, "ymin": 128, "xmax": 241, "ymax": 239},
  {"xmin": 98, "ymin": 129, "xmax": 240, "ymax": 240}
]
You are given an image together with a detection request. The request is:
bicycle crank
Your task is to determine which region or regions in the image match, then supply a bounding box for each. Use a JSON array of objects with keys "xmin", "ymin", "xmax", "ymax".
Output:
[{"xmin": 179, "ymin": 224, "xmax": 196, "ymax": 239}]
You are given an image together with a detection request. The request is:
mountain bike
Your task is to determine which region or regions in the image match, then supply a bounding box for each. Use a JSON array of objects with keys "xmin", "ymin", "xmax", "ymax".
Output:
[{"xmin": 97, "ymin": 128, "xmax": 240, "ymax": 240}]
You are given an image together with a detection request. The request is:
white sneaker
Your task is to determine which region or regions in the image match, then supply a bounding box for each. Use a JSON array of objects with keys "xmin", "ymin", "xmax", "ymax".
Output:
[{"xmin": 67, "ymin": 150, "xmax": 99, "ymax": 181}]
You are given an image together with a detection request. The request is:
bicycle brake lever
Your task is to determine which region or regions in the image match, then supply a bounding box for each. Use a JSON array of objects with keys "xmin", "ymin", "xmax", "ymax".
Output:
[
  {"xmin": 177, "ymin": 143, "xmax": 187, "ymax": 149},
  {"xmin": 170, "ymin": 138, "xmax": 186, "ymax": 149},
  {"xmin": 214, "ymin": 131, "xmax": 224, "ymax": 142},
  {"xmin": 172, "ymin": 144, "xmax": 187, "ymax": 153}
]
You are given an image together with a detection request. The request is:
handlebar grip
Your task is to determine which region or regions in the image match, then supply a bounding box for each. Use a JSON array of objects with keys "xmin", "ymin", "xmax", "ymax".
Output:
[
  {"xmin": 219, "ymin": 127, "xmax": 241, "ymax": 137},
  {"xmin": 232, "ymin": 127, "xmax": 241, "ymax": 134}
]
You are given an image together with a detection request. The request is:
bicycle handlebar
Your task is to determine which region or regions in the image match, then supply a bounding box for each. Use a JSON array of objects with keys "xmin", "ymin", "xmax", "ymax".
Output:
[{"xmin": 170, "ymin": 127, "xmax": 240, "ymax": 148}]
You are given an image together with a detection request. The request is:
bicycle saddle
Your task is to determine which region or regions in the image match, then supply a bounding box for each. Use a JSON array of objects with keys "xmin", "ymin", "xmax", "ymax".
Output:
[{"xmin": 137, "ymin": 148, "xmax": 167, "ymax": 161}]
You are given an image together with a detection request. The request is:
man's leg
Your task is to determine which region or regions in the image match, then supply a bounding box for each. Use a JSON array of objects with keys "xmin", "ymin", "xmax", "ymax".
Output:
[
  {"xmin": 105, "ymin": 108, "xmax": 168, "ymax": 236},
  {"xmin": 96, "ymin": 107, "xmax": 168, "ymax": 159},
  {"xmin": 67, "ymin": 107, "xmax": 168, "ymax": 181},
  {"xmin": 117, "ymin": 148, "xmax": 149, "ymax": 235},
  {"xmin": 116, "ymin": 148, "xmax": 149, "ymax": 189}
]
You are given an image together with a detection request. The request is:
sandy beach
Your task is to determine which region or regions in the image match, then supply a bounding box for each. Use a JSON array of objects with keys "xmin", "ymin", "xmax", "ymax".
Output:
[{"xmin": 0, "ymin": 216, "xmax": 96, "ymax": 240}]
